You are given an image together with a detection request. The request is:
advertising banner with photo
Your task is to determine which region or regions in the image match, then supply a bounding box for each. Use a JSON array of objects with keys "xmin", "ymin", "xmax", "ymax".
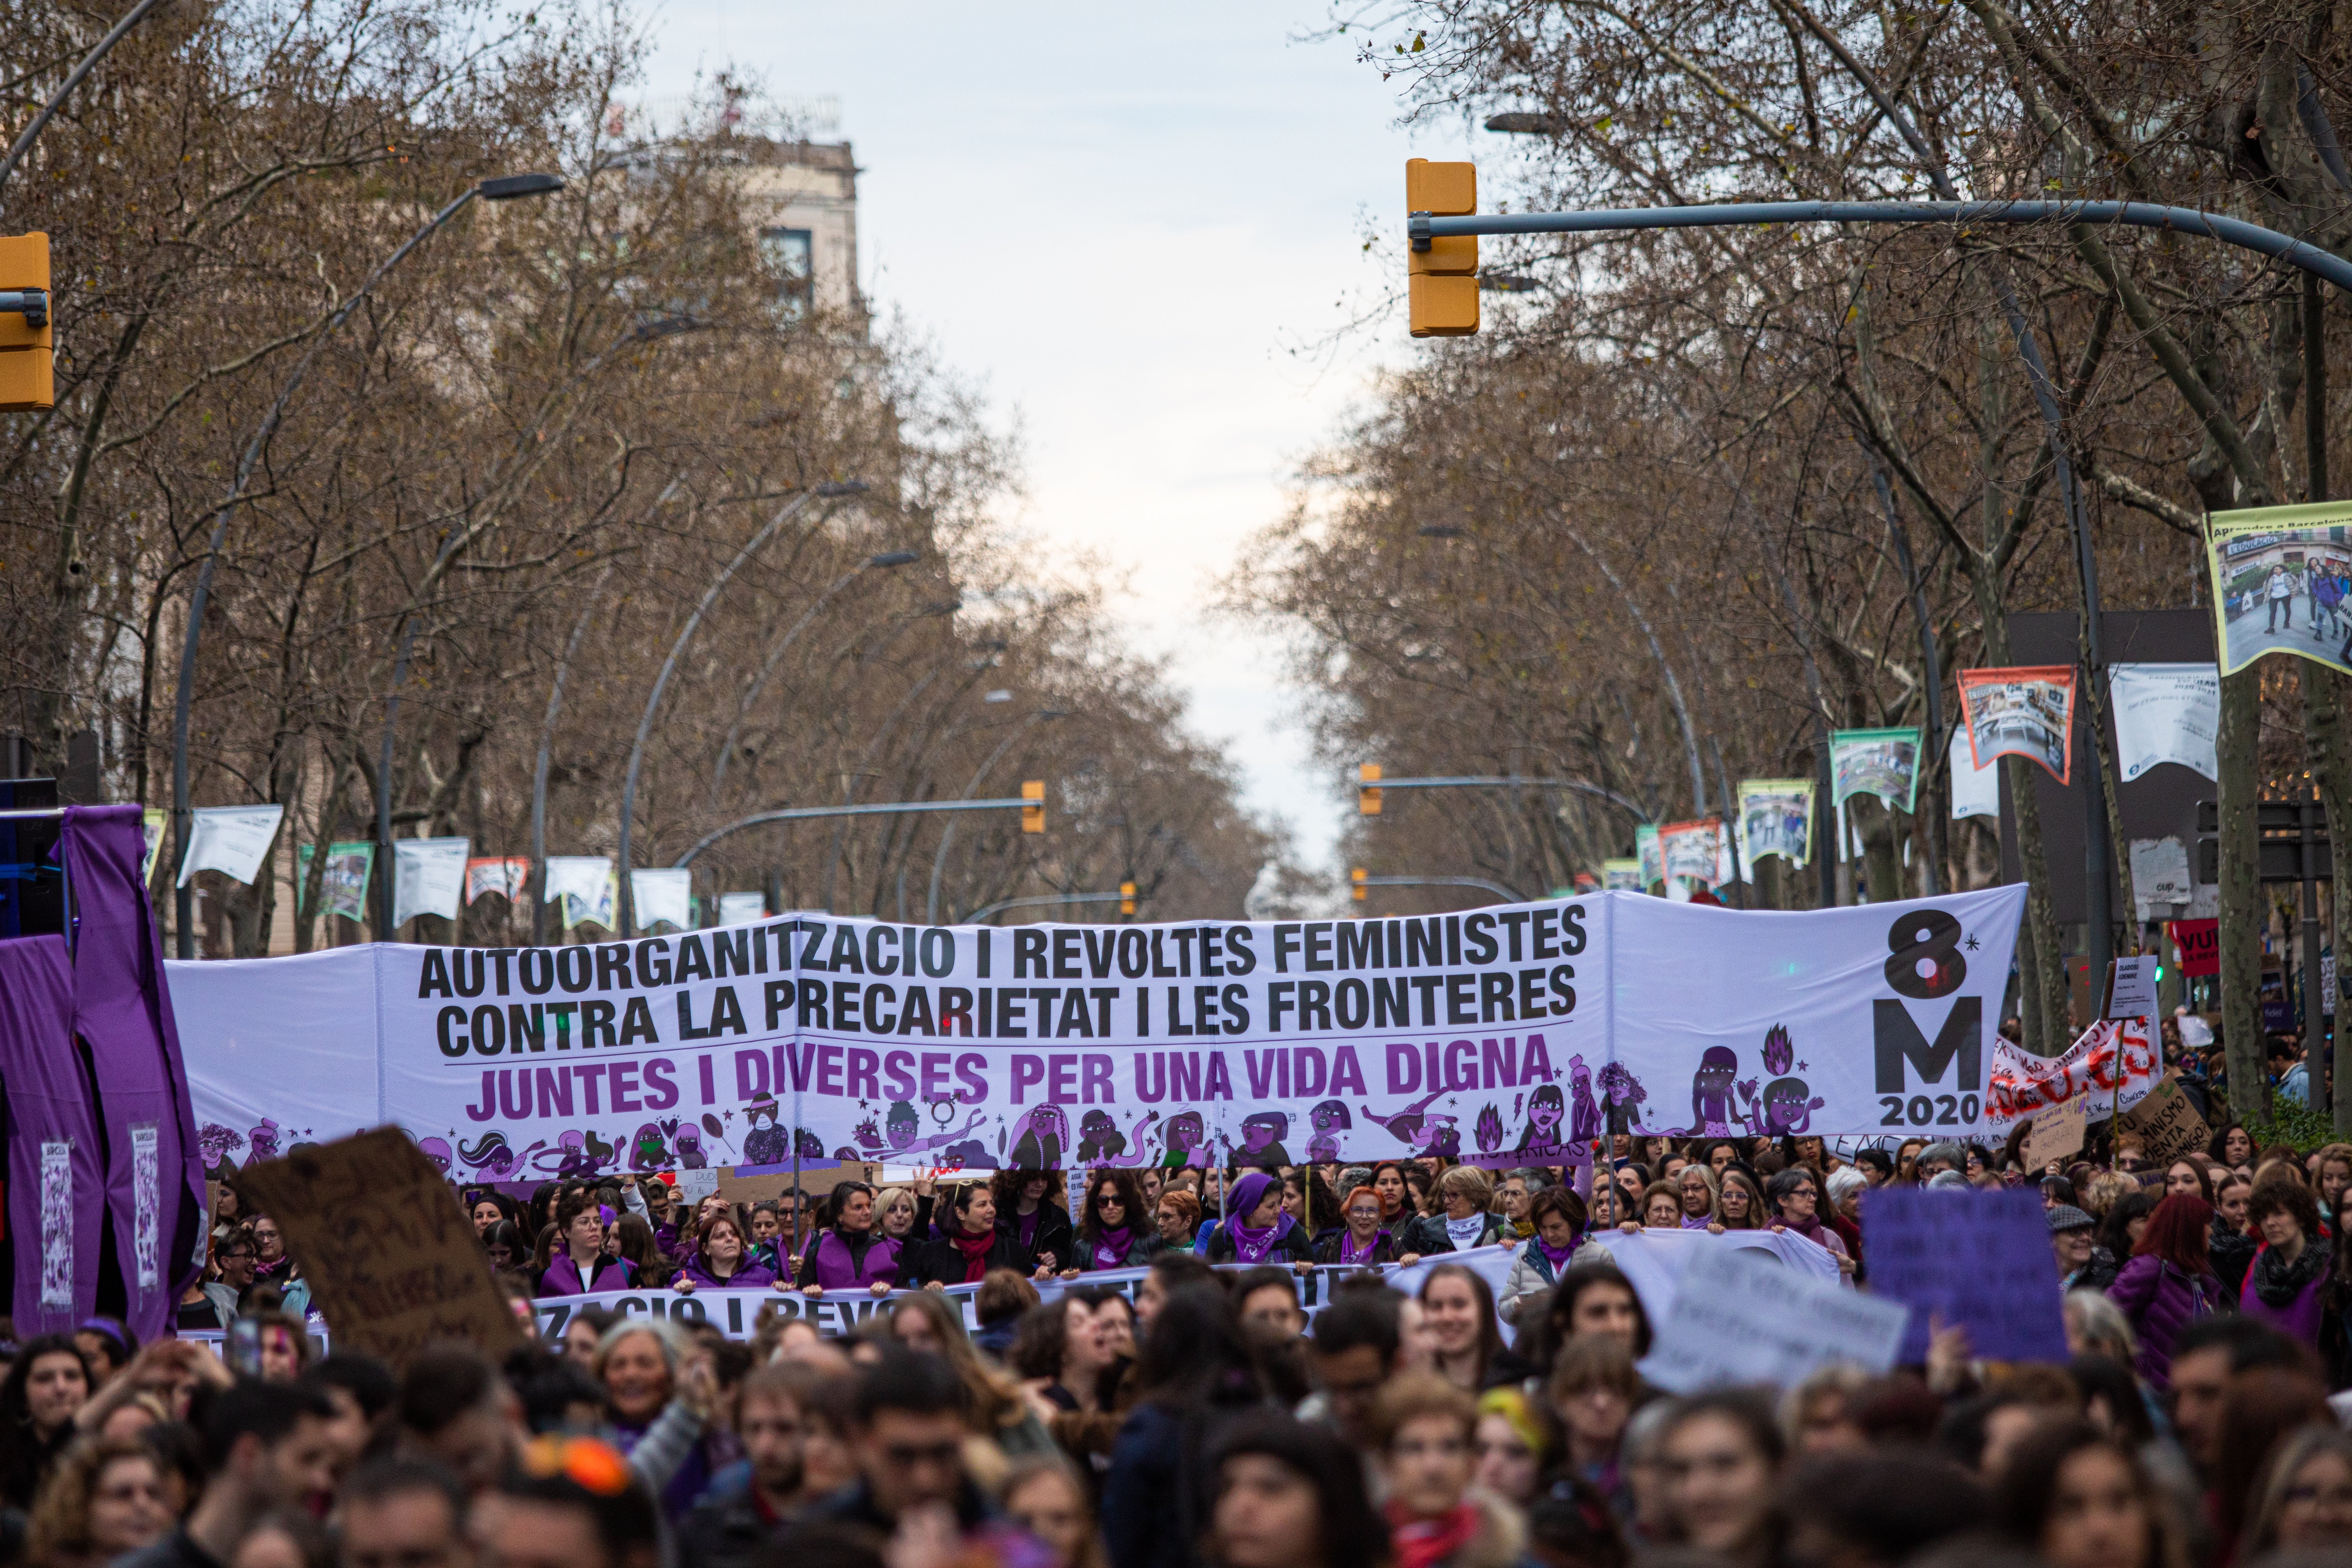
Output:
[
  {"xmin": 1830, "ymin": 729, "xmax": 1920, "ymax": 814},
  {"xmin": 2208, "ymin": 499, "xmax": 2352, "ymax": 676},
  {"xmin": 178, "ymin": 805, "xmax": 285, "ymax": 887},
  {"xmin": 1737, "ymin": 780, "xmax": 1813, "ymax": 868},
  {"xmin": 1948, "ymin": 730, "xmax": 1998, "ymax": 821},
  {"xmin": 467, "ymin": 858, "xmax": 532, "ymax": 906},
  {"xmin": 1658, "ymin": 820, "xmax": 1723, "ymax": 887},
  {"xmin": 298, "ymin": 843, "xmax": 373, "ymax": 923},
  {"xmin": 2108, "ymin": 664, "xmax": 2219, "ymax": 781},
  {"xmin": 1601, "ymin": 861, "xmax": 1642, "ymax": 892},
  {"xmin": 165, "ymin": 887, "xmax": 2027, "ymax": 1179},
  {"xmin": 1958, "ymin": 666, "xmax": 2076, "ymax": 785}
]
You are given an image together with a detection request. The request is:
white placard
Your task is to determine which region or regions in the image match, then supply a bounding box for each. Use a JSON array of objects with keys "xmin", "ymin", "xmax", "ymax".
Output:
[
  {"xmin": 2106, "ymin": 955, "xmax": 2158, "ymax": 1020},
  {"xmin": 1638, "ymin": 1238, "xmax": 1908, "ymax": 1393},
  {"xmin": 392, "ymin": 838, "xmax": 469, "ymax": 928},
  {"xmin": 1950, "ymin": 727, "xmax": 1999, "ymax": 820},
  {"xmin": 176, "ymin": 805, "xmax": 285, "ymax": 888},
  {"xmin": 1587, "ymin": 1227, "xmax": 1842, "ymax": 1328},
  {"xmin": 631, "ymin": 869, "xmax": 693, "ymax": 932},
  {"xmin": 675, "ymin": 1167, "xmax": 719, "ymax": 1202},
  {"xmin": 2109, "ymin": 664, "xmax": 2220, "ymax": 782},
  {"xmin": 716, "ymin": 892, "xmax": 768, "ymax": 925},
  {"xmin": 2130, "ymin": 838, "xmax": 2194, "ymax": 918}
]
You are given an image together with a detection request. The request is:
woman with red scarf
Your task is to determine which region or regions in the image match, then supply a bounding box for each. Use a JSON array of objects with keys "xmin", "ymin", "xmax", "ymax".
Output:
[
  {"xmin": 1371, "ymin": 1372, "xmax": 1526, "ymax": 1568},
  {"xmin": 906, "ymin": 1182, "xmax": 1043, "ymax": 1286}
]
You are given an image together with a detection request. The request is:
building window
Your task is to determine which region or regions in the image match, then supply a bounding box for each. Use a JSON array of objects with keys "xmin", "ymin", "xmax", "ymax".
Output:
[{"xmin": 761, "ymin": 227, "xmax": 813, "ymax": 321}]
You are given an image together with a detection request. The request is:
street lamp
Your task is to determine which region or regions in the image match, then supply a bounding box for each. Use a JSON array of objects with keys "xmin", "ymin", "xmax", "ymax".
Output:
[
  {"xmin": 0, "ymin": 0, "xmax": 174, "ymax": 202},
  {"xmin": 172, "ymin": 169, "xmax": 564, "ymax": 956},
  {"xmin": 927, "ymin": 708, "xmax": 1070, "ymax": 922},
  {"xmin": 612, "ymin": 482, "xmax": 882, "ymax": 936}
]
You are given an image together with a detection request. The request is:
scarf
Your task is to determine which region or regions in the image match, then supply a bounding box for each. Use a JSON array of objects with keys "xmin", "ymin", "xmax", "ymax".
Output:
[
  {"xmin": 1386, "ymin": 1500, "xmax": 1481, "ymax": 1568},
  {"xmin": 2252, "ymin": 1238, "xmax": 2329, "ymax": 1307},
  {"xmin": 1511, "ymin": 1216, "xmax": 1535, "ymax": 1239},
  {"xmin": 1090, "ymin": 1226, "xmax": 1132, "ymax": 1270},
  {"xmin": 1342, "ymin": 1228, "xmax": 1391, "ymax": 1264},
  {"xmin": 1780, "ymin": 1209, "xmax": 1828, "ymax": 1243},
  {"xmin": 948, "ymin": 1225, "xmax": 997, "ymax": 1283},
  {"xmin": 1227, "ymin": 1172, "xmax": 1294, "ymax": 1261},
  {"xmin": 1680, "ymin": 1213, "xmax": 1711, "ymax": 1230},
  {"xmin": 1535, "ymin": 1235, "xmax": 1576, "ymax": 1271},
  {"xmin": 1444, "ymin": 1214, "xmax": 1487, "ymax": 1249}
]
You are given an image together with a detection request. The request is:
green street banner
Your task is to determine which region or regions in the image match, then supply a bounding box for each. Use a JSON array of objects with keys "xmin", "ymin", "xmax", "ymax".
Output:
[
  {"xmin": 1737, "ymin": 780, "xmax": 1813, "ymax": 868},
  {"xmin": 1958, "ymin": 666, "xmax": 2076, "ymax": 785},
  {"xmin": 1635, "ymin": 824, "xmax": 1662, "ymax": 890},
  {"xmin": 298, "ymin": 842, "xmax": 374, "ymax": 922},
  {"xmin": 1831, "ymin": 729, "xmax": 1921, "ymax": 813},
  {"xmin": 2208, "ymin": 499, "xmax": 2352, "ymax": 676},
  {"xmin": 1602, "ymin": 860, "xmax": 1642, "ymax": 891}
]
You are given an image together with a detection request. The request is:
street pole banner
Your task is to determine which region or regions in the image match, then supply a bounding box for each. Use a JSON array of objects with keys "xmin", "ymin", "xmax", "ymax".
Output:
[
  {"xmin": 1658, "ymin": 820, "xmax": 1721, "ymax": 887},
  {"xmin": 161, "ymin": 887, "xmax": 2027, "ymax": 1174},
  {"xmin": 1947, "ymin": 730, "xmax": 1998, "ymax": 821},
  {"xmin": 631, "ymin": 869, "xmax": 693, "ymax": 933},
  {"xmin": 1958, "ymin": 667, "xmax": 2076, "ymax": 785},
  {"xmin": 718, "ymin": 892, "xmax": 769, "ymax": 925},
  {"xmin": 141, "ymin": 809, "xmax": 168, "ymax": 883},
  {"xmin": 1601, "ymin": 861, "xmax": 1641, "ymax": 891},
  {"xmin": 1830, "ymin": 729, "xmax": 1921, "ymax": 813},
  {"xmin": 392, "ymin": 839, "xmax": 469, "ymax": 930},
  {"xmin": 2208, "ymin": 499, "xmax": 2352, "ymax": 675},
  {"xmin": 2108, "ymin": 664, "xmax": 2220, "ymax": 781},
  {"xmin": 298, "ymin": 843, "xmax": 374, "ymax": 922},
  {"xmin": 527, "ymin": 1240, "xmax": 1525, "ymax": 1342},
  {"xmin": 177, "ymin": 805, "xmax": 285, "ymax": 888},
  {"xmin": 466, "ymin": 858, "xmax": 532, "ymax": 906},
  {"xmin": 1635, "ymin": 825, "xmax": 1662, "ymax": 890},
  {"xmin": 542, "ymin": 857, "xmax": 614, "ymax": 931},
  {"xmin": 1735, "ymin": 780, "xmax": 1813, "ymax": 867}
]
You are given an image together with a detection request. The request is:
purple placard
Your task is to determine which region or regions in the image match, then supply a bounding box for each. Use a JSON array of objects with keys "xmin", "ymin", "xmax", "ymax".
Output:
[
  {"xmin": 1863, "ymin": 1186, "xmax": 2070, "ymax": 1364},
  {"xmin": 61, "ymin": 806, "xmax": 210, "ymax": 1342},
  {"xmin": 0, "ymin": 936, "xmax": 108, "ymax": 1335}
]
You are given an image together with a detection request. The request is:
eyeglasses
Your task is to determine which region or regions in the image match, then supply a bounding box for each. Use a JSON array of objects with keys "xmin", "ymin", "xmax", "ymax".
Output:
[
  {"xmin": 522, "ymin": 1436, "xmax": 633, "ymax": 1496},
  {"xmin": 1098, "ymin": 1196, "xmax": 1124, "ymax": 1208},
  {"xmin": 879, "ymin": 1440, "xmax": 964, "ymax": 1469}
]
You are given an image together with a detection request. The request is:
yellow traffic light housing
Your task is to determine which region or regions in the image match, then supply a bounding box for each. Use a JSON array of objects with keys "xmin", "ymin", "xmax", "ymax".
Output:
[
  {"xmin": 1120, "ymin": 881, "xmax": 1137, "ymax": 916},
  {"xmin": 1406, "ymin": 161, "xmax": 1478, "ymax": 338},
  {"xmin": 0, "ymin": 233, "xmax": 53, "ymax": 411},
  {"xmin": 1021, "ymin": 780, "xmax": 1046, "ymax": 834},
  {"xmin": 1351, "ymin": 868, "xmax": 1368, "ymax": 902},
  {"xmin": 1358, "ymin": 763, "xmax": 1383, "ymax": 816}
]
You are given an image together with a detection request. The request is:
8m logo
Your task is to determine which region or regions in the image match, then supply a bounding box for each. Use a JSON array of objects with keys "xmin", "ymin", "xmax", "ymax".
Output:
[{"xmin": 1873, "ymin": 910, "xmax": 1982, "ymax": 1128}]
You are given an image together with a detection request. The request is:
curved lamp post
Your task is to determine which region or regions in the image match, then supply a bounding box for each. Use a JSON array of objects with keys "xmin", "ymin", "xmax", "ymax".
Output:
[
  {"xmin": 927, "ymin": 708, "xmax": 1068, "ymax": 922},
  {"xmin": 0, "ymin": 0, "xmax": 174, "ymax": 202},
  {"xmin": 172, "ymin": 169, "xmax": 563, "ymax": 956},
  {"xmin": 612, "ymin": 483, "xmax": 889, "ymax": 936}
]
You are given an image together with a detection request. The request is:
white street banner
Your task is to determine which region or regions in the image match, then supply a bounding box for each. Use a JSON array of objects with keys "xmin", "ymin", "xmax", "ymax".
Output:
[
  {"xmin": 1984, "ymin": 1017, "xmax": 2155, "ymax": 1132},
  {"xmin": 1959, "ymin": 666, "xmax": 2076, "ymax": 785},
  {"xmin": 177, "ymin": 805, "xmax": 286, "ymax": 888},
  {"xmin": 1737, "ymin": 780, "xmax": 1813, "ymax": 867},
  {"xmin": 1637, "ymin": 1239, "xmax": 1907, "ymax": 1393},
  {"xmin": 392, "ymin": 838, "xmax": 469, "ymax": 929},
  {"xmin": 2130, "ymin": 839, "xmax": 2193, "ymax": 919},
  {"xmin": 2109, "ymin": 664, "xmax": 2220, "ymax": 782},
  {"xmin": 467, "ymin": 858, "xmax": 532, "ymax": 906},
  {"xmin": 544, "ymin": 857, "xmax": 614, "ymax": 931},
  {"xmin": 527, "ymin": 1242, "xmax": 1523, "ymax": 1342},
  {"xmin": 717, "ymin": 892, "xmax": 769, "ymax": 925},
  {"xmin": 632, "ymin": 869, "xmax": 693, "ymax": 933},
  {"xmin": 1949, "ymin": 729, "xmax": 1999, "ymax": 821},
  {"xmin": 164, "ymin": 887, "xmax": 2026, "ymax": 1179}
]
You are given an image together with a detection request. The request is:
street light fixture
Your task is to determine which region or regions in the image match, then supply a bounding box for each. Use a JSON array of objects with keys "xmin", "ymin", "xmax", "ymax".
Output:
[{"xmin": 173, "ymin": 168, "xmax": 565, "ymax": 956}]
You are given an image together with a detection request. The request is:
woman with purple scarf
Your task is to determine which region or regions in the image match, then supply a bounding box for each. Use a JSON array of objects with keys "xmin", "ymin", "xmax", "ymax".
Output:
[
  {"xmin": 670, "ymin": 1211, "xmax": 784, "ymax": 1292},
  {"xmin": 1202, "ymin": 1171, "xmax": 1314, "ymax": 1264},
  {"xmin": 1499, "ymin": 1187, "xmax": 1590, "ymax": 1323},
  {"xmin": 1313, "ymin": 1183, "xmax": 1401, "ymax": 1264},
  {"xmin": 796, "ymin": 1179, "xmax": 902, "ymax": 1295},
  {"xmin": 1075, "ymin": 1170, "xmax": 1150, "ymax": 1271},
  {"xmin": 536, "ymin": 1190, "xmax": 636, "ymax": 1297}
]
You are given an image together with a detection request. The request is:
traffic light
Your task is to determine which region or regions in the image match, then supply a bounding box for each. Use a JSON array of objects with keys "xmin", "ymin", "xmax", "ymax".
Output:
[
  {"xmin": 1352, "ymin": 868, "xmax": 1368, "ymax": 902},
  {"xmin": 0, "ymin": 232, "xmax": 52, "ymax": 411},
  {"xmin": 1358, "ymin": 763, "xmax": 1383, "ymax": 816},
  {"xmin": 1120, "ymin": 881, "xmax": 1137, "ymax": 915},
  {"xmin": 1406, "ymin": 160, "xmax": 1478, "ymax": 338},
  {"xmin": 1021, "ymin": 780, "xmax": 1045, "ymax": 834}
]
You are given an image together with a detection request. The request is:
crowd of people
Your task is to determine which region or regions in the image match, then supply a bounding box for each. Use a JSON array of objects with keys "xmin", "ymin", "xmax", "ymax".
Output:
[{"xmin": 15, "ymin": 1112, "xmax": 2352, "ymax": 1568}]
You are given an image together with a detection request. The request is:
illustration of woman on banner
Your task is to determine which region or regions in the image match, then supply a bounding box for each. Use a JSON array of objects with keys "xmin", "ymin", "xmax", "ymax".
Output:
[
  {"xmin": 1009, "ymin": 1105, "xmax": 1069, "ymax": 1169},
  {"xmin": 1306, "ymin": 1100, "xmax": 1351, "ymax": 1163},
  {"xmin": 1076, "ymin": 1108, "xmax": 1161, "ymax": 1163},
  {"xmin": 1511, "ymin": 1083, "xmax": 1572, "ymax": 1160},
  {"xmin": 1220, "ymin": 1111, "xmax": 1291, "ymax": 1169},
  {"xmin": 1158, "ymin": 1110, "xmax": 1210, "ymax": 1168}
]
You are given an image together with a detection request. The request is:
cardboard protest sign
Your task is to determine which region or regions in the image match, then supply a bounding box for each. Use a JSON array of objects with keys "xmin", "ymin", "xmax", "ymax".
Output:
[
  {"xmin": 1959, "ymin": 667, "xmax": 2077, "ymax": 785},
  {"xmin": 2021, "ymin": 1096, "xmax": 2087, "ymax": 1170},
  {"xmin": 2115, "ymin": 1072, "xmax": 2210, "ymax": 1165},
  {"xmin": 1862, "ymin": 1188, "xmax": 2069, "ymax": 1364},
  {"xmin": 1585, "ymin": 1227, "xmax": 1840, "ymax": 1327},
  {"xmin": 1639, "ymin": 1240, "xmax": 1907, "ymax": 1393},
  {"xmin": 2207, "ymin": 500, "xmax": 2352, "ymax": 676},
  {"xmin": 235, "ymin": 1128, "xmax": 518, "ymax": 1369}
]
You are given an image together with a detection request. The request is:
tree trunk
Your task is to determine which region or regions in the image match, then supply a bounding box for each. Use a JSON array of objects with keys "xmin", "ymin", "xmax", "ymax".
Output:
[
  {"xmin": 2005, "ymin": 755, "xmax": 2066, "ymax": 1051},
  {"xmin": 2219, "ymin": 665, "xmax": 2269, "ymax": 1119},
  {"xmin": 2303, "ymin": 664, "xmax": 2352, "ymax": 1133}
]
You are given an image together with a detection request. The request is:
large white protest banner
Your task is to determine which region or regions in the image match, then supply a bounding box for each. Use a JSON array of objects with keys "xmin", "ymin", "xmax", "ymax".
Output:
[
  {"xmin": 165, "ymin": 887, "xmax": 2025, "ymax": 1177},
  {"xmin": 2109, "ymin": 664, "xmax": 2220, "ymax": 781},
  {"xmin": 178, "ymin": 805, "xmax": 285, "ymax": 888},
  {"xmin": 1638, "ymin": 1242, "xmax": 1907, "ymax": 1393},
  {"xmin": 392, "ymin": 839, "xmax": 470, "ymax": 929},
  {"xmin": 1984, "ymin": 1018, "xmax": 2155, "ymax": 1131}
]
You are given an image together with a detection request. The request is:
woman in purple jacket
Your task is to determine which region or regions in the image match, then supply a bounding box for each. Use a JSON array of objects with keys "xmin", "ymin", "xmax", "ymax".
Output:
[
  {"xmin": 2105, "ymin": 1193, "xmax": 2221, "ymax": 1390},
  {"xmin": 536, "ymin": 1190, "xmax": 636, "ymax": 1297},
  {"xmin": 2244, "ymin": 1182, "xmax": 2332, "ymax": 1346},
  {"xmin": 796, "ymin": 1179, "xmax": 902, "ymax": 1295},
  {"xmin": 670, "ymin": 1211, "xmax": 782, "ymax": 1292}
]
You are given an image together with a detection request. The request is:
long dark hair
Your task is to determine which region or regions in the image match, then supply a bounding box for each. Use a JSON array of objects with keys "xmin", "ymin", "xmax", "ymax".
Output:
[
  {"xmin": 1995, "ymin": 1419, "xmax": 2169, "ymax": 1560},
  {"xmin": 1419, "ymin": 1263, "xmax": 1504, "ymax": 1384},
  {"xmin": 1208, "ymin": 1410, "xmax": 1392, "ymax": 1568},
  {"xmin": 1135, "ymin": 1285, "xmax": 1261, "ymax": 1409},
  {"xmin": 0, "ymin": 1334, "xmax": 91, "ymax": 1507},
  {"xmin": 1080, "ymin": 1169, "xmax": 1145, "ymax": 1246},
  {"xmin": 1513, "ymin": 1262, "xmax": 1653, "ymax": 1376}
]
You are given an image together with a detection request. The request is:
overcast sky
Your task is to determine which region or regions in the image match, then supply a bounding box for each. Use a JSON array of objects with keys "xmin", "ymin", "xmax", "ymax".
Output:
[{"xmin": 638, "ymin": 3, "xmax": 1479, "ymax": 884}]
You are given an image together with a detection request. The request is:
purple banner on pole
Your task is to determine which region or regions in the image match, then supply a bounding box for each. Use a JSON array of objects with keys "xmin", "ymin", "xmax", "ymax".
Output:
[
  {"xmin": 0, "ymin": 936, "xmax": 106, "ymax": 1336},
  {"xmin": 62, "ymin": 806, "xmax": 209, "ymax": 1341}
]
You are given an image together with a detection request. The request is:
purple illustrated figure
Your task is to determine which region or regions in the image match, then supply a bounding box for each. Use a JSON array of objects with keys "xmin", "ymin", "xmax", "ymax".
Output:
[
  {"xmin": 1596, "ymin": 1062, "xmax": 1648, "ymax": 1135},
  {"xmin": 1009, "ymin": 1105, "xmax": 1068, "ymax": 1169},
  {"xmin": 1567, "ymin": 1058, "xmax": 1602, "ymax": 1144},
  {"xmin": 1515, "ymin": 1082, "xmax": 1570, "ymax": 1157},
  {"xmin": 672, "ymin": 1125, "xmax": 707, "ymax": 1170},
  {"xmin": 197, "ymin": 1123, "xmax": 245, "ymax": 1178},
  {"xmin": 741, "ymin": 1102, "xmax": 788, "ymax": 1167},
  {"xmin": 1220, "ymin": 1111, "xmax": 1290, "ymax": 1169},
  {"xmin": 460, "ymin": 1131, "xmax": 540, "ymax": 1178},
  {"xmin": 630, "ymin": 1123, "xmax": 671, "ymax": 1172},
  {"xmin": 1739, "ymin": 1076, "xmax": 1825, "ymax": 1136},
  {"xmin": 244, "ymin": 1119, "xmax": 282, "ymax": 1168},
  {"xmin": 1305, "ymin": 1100, "xmax": 1351, "ymax": 1164},
  {"xmin": 1361, "ymin": 1089, "xmax": 1457, "ymax": 1154},
  {"xmin": 1158, "ymin": 1110, "xmax": 1209, "ymax": 1169},
  {"xmin": 416, "ymin": 1136, "xmax": 453, "ymax": 1176},
  {"xmin": 860, "ymin": 1100, "xmax": 988, "ymax": 1159},
  {"xmin": 1681, "ymin": 1046, "xmax": 1740, "ymax": 1136},
  {"xmin": 1076, "ymin": 1108, "xmax": 1158, "ymax": 1164}
]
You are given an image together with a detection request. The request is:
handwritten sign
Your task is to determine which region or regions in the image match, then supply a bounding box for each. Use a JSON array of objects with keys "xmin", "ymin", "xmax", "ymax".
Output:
[
  {"xmin": 2115, "ymin": 1072, "xmax": 2210, "ymax": 1165},
  {"xmin": 2022, "ymin": 1097, "xmax": 2088, "ymax": 1170},
  {"xmin": 1639, "ymin": 1242, "xmax": 1907, "ymax": 1393},
  {"xmin": 1862, "ymin": 1187, "xmax": 2068, "ymax": 1364},
  {"xmin": 2106, "ymin": 956, "xmax": 2158, "ymax": 1020},
  {"xmin": 235, "ymin": 1129, "xmax": 517, "ymax": 1370},
  {"xmin": 675, "ymin": 1167, "xmax": 719, "ymax": 1204}
]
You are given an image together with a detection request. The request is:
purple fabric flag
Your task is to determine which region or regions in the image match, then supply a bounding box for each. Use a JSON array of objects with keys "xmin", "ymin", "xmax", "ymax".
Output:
[
  {"xmin": 0, "ymin": 936, "xmax": 106, "ymax": 1336},
  {"xmin": 61, "ymin": 806, "xmax": 209, "ymax": 1341}
]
